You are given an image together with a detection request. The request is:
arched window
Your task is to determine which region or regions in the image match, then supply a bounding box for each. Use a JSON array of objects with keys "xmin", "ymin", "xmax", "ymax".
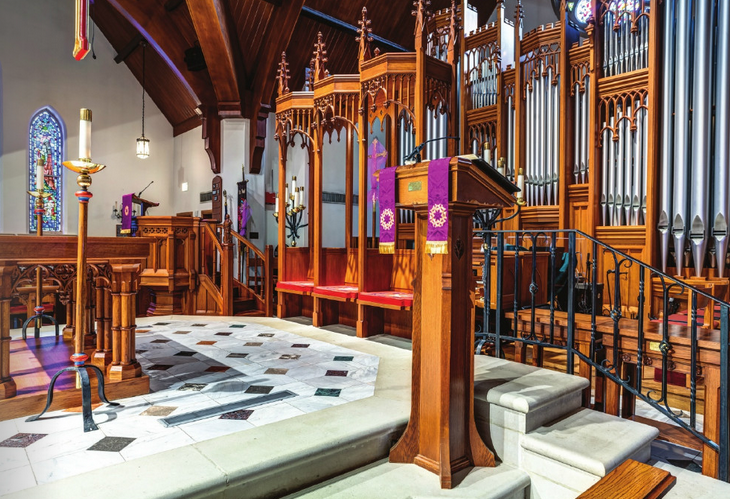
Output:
[{"xmin": 28, "ymin": 108, "xmax": 64, "ymax": 233}]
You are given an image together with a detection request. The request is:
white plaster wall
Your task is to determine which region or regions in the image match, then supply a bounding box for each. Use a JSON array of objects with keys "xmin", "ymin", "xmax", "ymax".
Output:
[
  {"xmin": 489, "ymin": 1, "xmax": 559, "ymax": 33},
  {"xmin": 171, "ymin": 126, "xmax": 213, "ymax": 216},
  {"xmin": 0, "ymin": 0, "xmax": 173, "ymax": 236}
]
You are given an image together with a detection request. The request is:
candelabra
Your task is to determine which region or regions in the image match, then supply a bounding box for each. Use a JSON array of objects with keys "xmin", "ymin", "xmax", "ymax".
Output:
[
  {"xmin": 23, "ymin": 188, "xmax": 60, "ymax": 339},
  {"xmin": 273, "ymin": 176, "xmax": 307, "ymax": 247},
  {"xmin": 28, "ymin": 109, "xmax": 118, "ymax": 432}
]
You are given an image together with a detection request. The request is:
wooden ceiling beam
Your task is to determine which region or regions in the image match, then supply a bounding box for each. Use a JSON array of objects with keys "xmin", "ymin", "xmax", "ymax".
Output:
[
  {"xmin": 113, "ymin": 33, "xmax": 144, "ymax": 64},
  {"xmin": 165, "ymin": 0, "xmax": 185, "ymax": 12},
  {"xmin": 107, "ymin": 0, "xmax": 216, "ymax": 107},
  {"xmin": 247, "ymin": 0, "xmax": 306, "ymax": 174},
  {"xmin": 300, "ymin": 6, "xmax": 409, "ymax": 53},
  {"xmin": 187, "ymin": 0, "xmax": 242, "ymax": 117}
]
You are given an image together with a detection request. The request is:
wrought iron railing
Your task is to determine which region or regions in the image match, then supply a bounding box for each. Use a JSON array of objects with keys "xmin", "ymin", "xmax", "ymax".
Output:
[{"xmin": 475, "ymin": 228, "xmax": 730, "ymax": 481}]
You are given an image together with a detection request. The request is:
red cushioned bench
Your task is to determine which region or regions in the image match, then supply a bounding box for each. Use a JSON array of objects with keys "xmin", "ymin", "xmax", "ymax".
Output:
[
  {"xmin": 358, "ymin": 290, "xmax": 413, "ymax": 310},
  {"xmin": 313, "ymin": 285, "xmax": 359, "ymax": 302},
  {"xmin": 276, "ymin": 280, "xmax": 315, "ymax": 296}
]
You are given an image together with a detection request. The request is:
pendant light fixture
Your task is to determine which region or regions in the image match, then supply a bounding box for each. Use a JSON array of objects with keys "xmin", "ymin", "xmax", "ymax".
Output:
[{"xmin": 136, "ymin": 41, "xmax": 150, "ymax": 159}]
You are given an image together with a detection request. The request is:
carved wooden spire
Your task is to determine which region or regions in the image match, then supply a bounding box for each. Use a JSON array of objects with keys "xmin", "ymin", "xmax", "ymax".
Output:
[
  {"xmin": 277, "ymin": 51, "xmax": 290, "ymax": 96},
  {"xmin": 412, "ymin": 0, "xmax": 432, "ymax": 37},
  {"xmin": 356, "ymin": 7, "xmax": 373, "ymax": 66},
  {"xmin": 312, "ymin": 32, "xmax": 329, "ymax": 83},
  {"xmin": 447, "ymin": 0, "xmax": 461, "ymax": 64}
]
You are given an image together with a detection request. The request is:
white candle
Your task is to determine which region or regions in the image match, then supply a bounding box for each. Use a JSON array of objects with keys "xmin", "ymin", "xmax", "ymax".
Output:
[
  {"xmin": 274, "ymin": 193, "xmax": 279, "ymax": 215},
  {"xmin": 291, "ymin": 176, "xmax": 297, "ymax": 194},
  {"xmin": 300, "ymin": 187, "xmax": 306, "ymax": 207},
  {"xmin": 79, "ymin": 108, "xmax": 92, "ymax": 160},
  {"xmin": 285, "ymin": 183, "xmax": 289, "ymax": 203},
  {"xmin": 36, "ymin": 159, "xmax": 43, "ymax": 191},
  {"xmin": 516, "ymin": 168, "xmax": 525, "ymax": 200}
]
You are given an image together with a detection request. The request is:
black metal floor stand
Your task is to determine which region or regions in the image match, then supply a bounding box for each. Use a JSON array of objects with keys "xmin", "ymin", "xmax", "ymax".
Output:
[
  {"xmin": 22, "ymin": 305, "xmax": 59, "ymax": 340},
  {"xmin": 26, "ymin": 362, "xmax": 119, "ymax": 432}
]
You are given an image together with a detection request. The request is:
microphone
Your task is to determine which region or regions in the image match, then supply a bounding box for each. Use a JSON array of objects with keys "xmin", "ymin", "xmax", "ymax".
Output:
[{"xmin": 138, "ymin": 180, "xmax": 154, "ymax": 197}]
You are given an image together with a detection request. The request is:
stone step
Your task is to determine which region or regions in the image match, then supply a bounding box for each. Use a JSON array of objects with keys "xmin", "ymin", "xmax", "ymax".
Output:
[
  {"xmin": 652, "ymin": 461, "xmax": 730, "ymax": 498},
  {"xmin": 473, "ymin": 356, "xmax": 589, "ymax": 465},
  {"xmin": 520, "ymin": 408, "xmax": 660, "ymax": 498},
  {"xmin": 285, "ymin": 459, "xmax": 530, "ymax": 499}
]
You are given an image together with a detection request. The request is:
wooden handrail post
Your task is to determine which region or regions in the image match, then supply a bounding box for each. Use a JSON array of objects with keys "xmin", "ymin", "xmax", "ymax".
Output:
[
  {"xmin": 221, "ymin": 215, "xmax": 234, "ymax": 316},
  {"xmin": 108, "ymin": 263, "xmax": 142, "ymax": 381},
  {"xmin": 265, "ymin": 245, "xmax": 274, "ymax": 317}
]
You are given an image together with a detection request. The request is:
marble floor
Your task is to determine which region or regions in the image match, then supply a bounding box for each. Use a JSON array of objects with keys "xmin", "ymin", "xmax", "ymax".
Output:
[{"xmin": 0, "ymin": 318, "xmax": 379, "ymax": 496}]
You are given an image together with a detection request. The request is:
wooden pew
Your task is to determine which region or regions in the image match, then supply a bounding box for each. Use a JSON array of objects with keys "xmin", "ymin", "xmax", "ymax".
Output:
[
  {"xmin": 357, "ymin": 249, "xmax": 415, "ymax": 338},
  {"xmin": 276, "ymin": 246, "xmax": 314, "ymax": 319},
  {"xmin": 312, "ymin": 248, "xmax": 359, "ymax": 327}
]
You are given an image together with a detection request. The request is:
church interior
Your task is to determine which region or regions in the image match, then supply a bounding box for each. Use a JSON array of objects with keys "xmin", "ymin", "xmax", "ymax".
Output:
[{"xmin": 2, "ymin": 0, "xmax": 730, "ymax": 497}]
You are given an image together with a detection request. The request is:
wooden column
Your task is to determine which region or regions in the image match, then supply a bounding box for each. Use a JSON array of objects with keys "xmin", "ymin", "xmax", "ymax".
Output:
[
  {"xmin": 277, "ymin": 135, "xmax": 288, "ymax": 318},
  {"xmin": 0, "ymin": 266, "xmax": 17, "ymax": 399},
  {"xmin": 703, "ymin": 366, "xmax": 721, "ymax": 478},
  {"xmin": 108, "ymin": 264, "xmax": 142, "ymax": 381},
  {"xmin": 312, "ymin": 122, "xmax": 325, "ymax": 326},
  {"xmin": 92, "ymin": 278, "xmax": 112, "ymax": 369},
  {"xmin": 345, "ymin": 125, "xmax": 354, "ymax": 251},
  {"xmin": 220, "ymin": 216, "xmax": 234, "ymax": 316},
  {"xmin": 357, "ymin": 91, "xmax": 370, "ymax": 337}
]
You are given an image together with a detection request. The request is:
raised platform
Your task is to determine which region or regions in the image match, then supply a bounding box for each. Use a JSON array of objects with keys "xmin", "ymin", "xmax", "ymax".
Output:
[{"xmin": 1, "ymin": 336, "xmax": 149, "ymax": 421}]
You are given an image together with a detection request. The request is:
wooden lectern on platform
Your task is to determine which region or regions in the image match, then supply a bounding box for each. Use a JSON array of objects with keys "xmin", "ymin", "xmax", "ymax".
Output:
[{"xmin": 388, "ymin": 156, "xmax": 518, "ymax": 488}]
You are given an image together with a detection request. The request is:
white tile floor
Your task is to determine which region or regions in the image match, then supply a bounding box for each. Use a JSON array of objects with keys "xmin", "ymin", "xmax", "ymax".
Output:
[{"xmin": 0, "ymin": 318, "xmax": 379, "ymax": 496}]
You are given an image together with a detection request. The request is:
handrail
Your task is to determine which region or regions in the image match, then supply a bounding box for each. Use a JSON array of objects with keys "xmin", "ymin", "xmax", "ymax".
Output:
[
  {"xmin": 231, "ymin": 230, "xmax": 265, "ymax": 261},
  {"xmin": 202, "ymin": 221, "xmax": 224, "ymax": 254},
  {"xmin": 476, "ymin": 227, "xmax": 730, "ymax": 482}
]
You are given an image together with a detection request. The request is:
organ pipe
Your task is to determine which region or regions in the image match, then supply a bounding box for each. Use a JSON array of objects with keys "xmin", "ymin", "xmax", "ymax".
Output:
[{"xmin": 713, "ymin": 0, "xmax": 730, "ymax": 278}]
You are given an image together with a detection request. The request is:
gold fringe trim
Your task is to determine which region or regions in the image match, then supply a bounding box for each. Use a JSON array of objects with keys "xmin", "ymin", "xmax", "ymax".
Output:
[
  {"xmin": 379, "ymin": 242, "xmax": 395, "ymax": 254},
  {"xmin": 425, "ymin": 241, "xmax": 448, "ymax": 255},
  {"xmin": 120, "ymin": 229, "xmax": 131, "ymax": 234}
]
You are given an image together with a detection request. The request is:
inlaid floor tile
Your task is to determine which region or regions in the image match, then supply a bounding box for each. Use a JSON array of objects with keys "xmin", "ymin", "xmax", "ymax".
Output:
[
  {"xmin": 314, "ymin": 388, "xmax": 341, "ymax": 397},
  {"xmin": 88, "ymin": 436, "xmax": 136, "ymax": 452},
  {"xmin": 148, "ymin": 364, "xmax": 174, "ymax": 371},
  {"xmin": 174, "ymin": 331, "xmax": 191, "ymax": 334},
  {"xmin": 291, "ymin": 343, "xmax": 310, "ymax": 348},
  {"xmin": 333, "ymin": 355, "xmax": 354, "ymax": 362},
  {"xmin": 0, "ymin": 433, "xmax": 47, "ymax": 448},
  {"xmin": 325, "ymin": 370, "xmax": 348, "ymax": 377},
  {"xmin": 197, "ymin": 340, "xmax": 217, "ymax": 346},
  {"xmin": 139, "ymin": 406, "xmax": 177, "ymax": 417},
  {"xmin": 151, "ymin": 339, "xmax": 171, "ymax": 344},
  {"xmin": 215, "ymin": 332, "xmax": 232, "ymax": 336},
  {"xmin": 205, "ymin": 365, "xmax": 230, "ymax": 373},
  {"xmin": 178, "ymin": 383, "xmax": 207, "ymax": 392},
  {"xmin": 258, "ymin": 333, "xmax": 274, "ymax": 337},
  {"xmin": 230, "ymin": 324, "xmax": 246, "ymax": 328},
  {"xmin": 245, "ymin": 385, "xmax": 273, "ymax": 394},
  {"xmin": 264, "ymin": 368, "xmax": 289, "ymax": 375},
  {"xmin": 279, "ymin": 354, "xmax": 301, "ymax": 360},
  {"xmin": 136, "ymin": 329, "xmax": 151, "ymax": 333},
  {"xmin": 245, "ymin": 341, "xmax": 263, "ymax": 347},
  {"xmin": 154, "ymin": 322, "xmax": 171, "ymax": 326},
  {"xmin": 192, "ymin": 324, "xmax": 208, "ymax": 327},
  {"xmin": 219, "ymin": 409, "xmax": 254, "ymax": 420},
  {"xmin": 227, "ymin": 352, "xmax": 249, "ymax": 359},
  {"xmin": 174, "ymin": 351, "xmax": 197, "ymax": 357}
]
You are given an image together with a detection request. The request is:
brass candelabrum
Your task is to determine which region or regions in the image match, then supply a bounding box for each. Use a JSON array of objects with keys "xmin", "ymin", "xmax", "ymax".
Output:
[
  {"xmin": 273, "ymin": 176, "xmax": 307, "ymax": 247},
  {"xmin": 23, "ymin": 189, "xmax": 60, "ymax": 339},
  {"xmin": 27, "ymin": 109, "xmax": 119, "ymax": 432}
]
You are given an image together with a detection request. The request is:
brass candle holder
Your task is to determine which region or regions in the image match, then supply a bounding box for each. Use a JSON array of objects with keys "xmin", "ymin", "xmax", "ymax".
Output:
[
  {"xmin": 28, "ymin": 110, "xmax": 119, "ymax": 432},
  {"xmin": 22, "ymin": 189, "xmax": 60, "ymax": 339},
  {"xmin": 273, "ymin": 178, "xmax": 307, "ymax": 247}
]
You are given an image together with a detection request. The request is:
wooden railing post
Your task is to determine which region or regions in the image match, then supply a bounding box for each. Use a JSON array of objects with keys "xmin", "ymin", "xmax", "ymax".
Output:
[
  {"xmin": 108, "ymin": 263, "xmax": 142, "ymax": 381},
  {"xmin": 221, "ymin": 215, "xmax": 234, "ymax": 316},
  {"xmin": 0, "ymin": 266, "xmax": 17, "ymax": 399},
  {"xmin": 265, "ymin": 245, "xmax": 274, "ymax": 317}
]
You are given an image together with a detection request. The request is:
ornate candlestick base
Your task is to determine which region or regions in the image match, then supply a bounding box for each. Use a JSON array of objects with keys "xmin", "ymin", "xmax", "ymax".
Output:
[
  {"xmin": 21, "ymin": 305, "xmax": 59, "ymax": 340},
  {"xmin": 26, "ymin": 353, "xmax": 119, "ymax": 432}
]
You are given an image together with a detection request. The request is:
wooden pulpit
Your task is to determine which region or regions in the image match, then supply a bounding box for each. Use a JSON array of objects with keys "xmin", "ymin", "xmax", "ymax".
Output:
[{"xmin": 388, "ymin": 156, "xmax": 518, "ymax": 488}]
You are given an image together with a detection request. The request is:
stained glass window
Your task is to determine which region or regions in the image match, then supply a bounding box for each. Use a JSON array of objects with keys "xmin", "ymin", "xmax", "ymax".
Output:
[
  {"xmin": 575, "ymin": 0, "xmax": 592, "ymax": 24},
  {"xmin": 28, "ymin": 108, "xmax": 64, "ymax": 233}
]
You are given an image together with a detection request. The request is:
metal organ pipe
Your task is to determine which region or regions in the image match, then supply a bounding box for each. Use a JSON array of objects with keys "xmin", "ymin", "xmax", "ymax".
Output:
[
  {"xmin": 580, "ymin": 82, "xmax": 588, "ymax": 184},
  {"xmin": 552, "ymin": 72, "xmax": 559, "ymax": 203},
  {"xmin": 601, "ymin": 126, "xmax": 609, "ymax": 225},
  {"xmin": 658, "ymin": 0, "xmax": 676, "ymax": 273},
  {"xmin": 672, "ymin": 0, "xmax": 692, "ymax": 276},
  {"xmin": 715, "ymin": 0, "xmax": 730, "ymax": 278},
  {"xmin": 574, "ymin": 82, "xmax": 581, "ymax": 183},
  {"xmin": 689, "ymin": 0, "xmax": 714, "ymax": 277}
]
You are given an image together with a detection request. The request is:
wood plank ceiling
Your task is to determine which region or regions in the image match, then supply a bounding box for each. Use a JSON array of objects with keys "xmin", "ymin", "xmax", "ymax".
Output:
[{"xmin": 91, "ymin": 0, "xmax": 453, "ymax": 173}]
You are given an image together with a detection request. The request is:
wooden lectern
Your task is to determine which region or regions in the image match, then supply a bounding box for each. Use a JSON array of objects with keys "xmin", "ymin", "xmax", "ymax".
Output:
[{"xmin": 388, "ymin": 156, "xmax": 518, "ymax": 488}]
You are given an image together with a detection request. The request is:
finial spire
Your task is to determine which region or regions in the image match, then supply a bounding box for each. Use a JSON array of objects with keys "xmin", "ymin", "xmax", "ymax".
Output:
[
  {"xmin": 412, "ymin": 0, "xmax": 433, "ymax": 37},
  {"xmin": 277, "ymin": 51, "xmax": 290, "ymax": 96},
  {"xmin": 356, "ymin": 7, "xmax": 374, "ymax": 66},
  {"xmin": 312, "ymin": 32, "xmax": 329, "ymax": 83}
]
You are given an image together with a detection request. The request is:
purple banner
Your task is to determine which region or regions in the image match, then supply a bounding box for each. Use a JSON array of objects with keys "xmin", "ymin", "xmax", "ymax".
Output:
[
  {"xmin": 239, "ymin": 199, "xmax": 251, "ymax": 236},
  {"xmin": 426, "ymin": 157, "xmax": 451, "ymax": 254},
  {"xmin": 378, "ymin": 166, "xmax": 396, "ymax": 254},
  {"xmin": 367, "ymin": 138, "xmax": 388, "ymax": 213},
  {"xmin": 120, "ymin": 193, "xmax": 134, "ymax": 234}
]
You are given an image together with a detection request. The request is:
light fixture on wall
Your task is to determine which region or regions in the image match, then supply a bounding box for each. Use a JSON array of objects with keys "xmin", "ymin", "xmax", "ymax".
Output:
[{"xmin": 136, "ymin": 41, "xmax": 150, "ymax": 159}]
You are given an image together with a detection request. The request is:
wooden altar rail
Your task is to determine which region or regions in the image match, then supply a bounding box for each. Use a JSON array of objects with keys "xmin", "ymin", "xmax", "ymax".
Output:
[
  {"xmin": 507, "ymin": 308, "xmax": 729, "ymax": 481},
  {"xmin": 0, "ymin": 235, "xmax": 152, "ymax": 407}
]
